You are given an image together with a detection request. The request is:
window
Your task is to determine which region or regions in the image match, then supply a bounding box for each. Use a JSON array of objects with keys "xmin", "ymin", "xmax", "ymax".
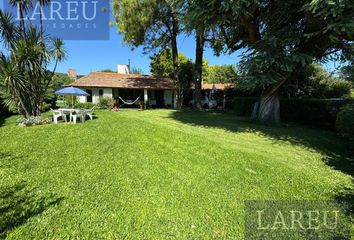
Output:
[
  {"xmin": 99, "ymin": 89, "xmax": 104, "ymax": 98},
  {"xmin": 86, "ymin": 90, "xmax": 92, "ymax": 103}
]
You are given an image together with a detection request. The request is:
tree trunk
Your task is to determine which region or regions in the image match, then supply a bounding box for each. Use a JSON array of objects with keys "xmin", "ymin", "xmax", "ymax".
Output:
[
  {"xmin": 258, "ymin": 92, "xmax": 280, "ymax": 123},
  {"xmin": 171, "ymin": 16, "xmax": 181, "ymax": 108},
  {"xmin": 17, "ymin": 3, "xmax": 25, "ymax": 35},
  {"xmin": 16, "ymin": 91, "xmax": 31, "ymax": 118},
  {"xmin": 193, "ymin": 30, "xmax": 204, "ymax": 109},
  {"xmin": 257, "ymin": 79, "xmax": 287, "ymax": 124},
  {"xmin": 39, "ymin": 2, "xmax": 43, "ymax": 39}
]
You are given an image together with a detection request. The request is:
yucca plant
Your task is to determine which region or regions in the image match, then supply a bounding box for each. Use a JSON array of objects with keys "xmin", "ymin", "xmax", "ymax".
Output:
[{"xmin": 0, "ymin": 8, "xmax": 66, "ymax": 117}]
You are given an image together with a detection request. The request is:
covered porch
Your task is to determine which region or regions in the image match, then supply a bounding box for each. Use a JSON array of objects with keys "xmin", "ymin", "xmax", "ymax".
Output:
[{"xmin": 79, "ymin": 87, "xmax": 176, "ymax": 109}]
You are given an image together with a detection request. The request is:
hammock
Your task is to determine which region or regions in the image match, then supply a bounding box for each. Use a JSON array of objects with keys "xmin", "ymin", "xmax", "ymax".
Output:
[{"xmin": 119, "ymin": 96, "xmax": 141, "ymax": 107}]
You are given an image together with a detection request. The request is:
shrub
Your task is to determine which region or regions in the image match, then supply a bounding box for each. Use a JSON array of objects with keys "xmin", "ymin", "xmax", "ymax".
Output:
[
  {"xmin": 233, "ymin": 97, "xmax": 347, "ymax": 129},
  {"xmin": 336, "ymin": 104, "xmax": 354, "ymax": 140},
  {"xmin": 320, "ymin": 79, "xmax": 352, "ymax": 98},
  {"xmin": 17, "ymin": 116, "xmax": 51, "ymax": 127},
  {"xmin": 74, "ymin": 102, "xmax": 96, "ymax": 109},
  {"xmin": 65, "ymin": 96, "xmax": 78, "ymax": 108},
  {"xmin": 280, "ymin": 99, "xmax": 342, "ymax": 129},
  {"xmin": 97, "ymin": 97, "xmax": 114, "ymax": 109},
  {"xmin": 233, "ymin": 97, "xmax": 258, "ymax": 116}
]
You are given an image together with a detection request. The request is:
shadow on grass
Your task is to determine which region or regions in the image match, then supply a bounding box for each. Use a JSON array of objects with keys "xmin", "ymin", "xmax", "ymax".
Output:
[
  {"xmin": 0, "ymin": 114, "xmax": 11, "ymax": 127},
  {"xmin": 0, "ymin": 151, "xmax": 64, "ymax": 238},
  {"xmin": 170, "ymin": 110, "xmax": 354, "ymax": 234},
  {"xmin": 169, "ymin": 110, "xmax": 354, "ymax": 177}
]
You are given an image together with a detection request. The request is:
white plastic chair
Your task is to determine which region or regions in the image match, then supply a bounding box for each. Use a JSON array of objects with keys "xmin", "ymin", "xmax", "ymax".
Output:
[
  {"xmin": 70, "ymin": 110, "xmax": 85, "ymax": 124},
  {"xmin": 51, "ymin": 109, "xmax": 67, "ymax": 124},
  {"xmin": 85, "ymin": 106, "xmax": 95, "ymax": 120}
]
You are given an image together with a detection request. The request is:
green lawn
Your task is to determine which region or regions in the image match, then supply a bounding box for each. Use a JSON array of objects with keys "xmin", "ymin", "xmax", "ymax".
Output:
[{"xmin": 0, "ymin": 110, "xmax": 353, "ymax": 239}]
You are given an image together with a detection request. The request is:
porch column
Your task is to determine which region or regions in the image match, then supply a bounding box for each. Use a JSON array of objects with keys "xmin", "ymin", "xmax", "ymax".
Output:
[{"xmin": 144, "ymin": 89, "xmax": 148, "ymax": 109}]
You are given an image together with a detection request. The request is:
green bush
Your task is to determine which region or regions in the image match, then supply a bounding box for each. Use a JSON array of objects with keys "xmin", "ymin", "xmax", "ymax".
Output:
[
  {"xmin": 280, "ymin": 99, "xmax": 343, "ymax": 129},
  {"xmin": 233, "ymin": 97, "xmax": 347, "ymax": 129},
  {"xmin": 336, "ymin": 104, "xmax": 354, "ymax": 140},
  {"xmin": 64, "ymin": 96, "xmax": 78, "ymax": 108},
  {"xmin": 74, "ymin": 102, "xmax": 96, "ymax": 109},
  {"xmin": 233, "ymin": 97, "xmax": 258, "ymax": 117},
  {"xmin": 320, "ymin": 79, "xmax": 352, "ymax": 98},
  {"xmin": 97, "ymin": 97, "xmax": 114, "ymax": 109}
]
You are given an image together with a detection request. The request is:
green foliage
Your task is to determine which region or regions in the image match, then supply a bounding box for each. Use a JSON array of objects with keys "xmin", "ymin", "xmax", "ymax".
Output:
[
  {"xmin": 0, "ymin": 110, "xmax": 352, "ymax": 238},
  {"xmin": 336, "ymin": 104, "xmax": 354, "ymax": 140},
  {"xmin": 130, "ymin": 67, "xmax": 143, "ymax": 75},
  {"xmin": 280, "ymin": 99, "xmax": 343, "ymax": 130},
  {"xmin": 16, "ymin": 116, "xmax": 51, "ymax": 127},
  {"xmin": 150, "ymin": 49, "xmax": 194, "ymax": 90},
  {"xmin": 233, "ymin": 97, "xmax": 348, "ymax": 129},
  {"xmin": 74, "ymin": 102, "xmax": 96, "ymax": 109},
  {"xmin": 233, "ymin": 97, "xmax": 259, "ymax": 117},
  {"xmin": 64, "ymin": 96, "xmax": 78, "ymax": 108},
  {"xmin": 340, "ymin": 64, "xmax": 354, "ymax": 84},
  {"xmin": 150, "ymin": 49, "xmax": 174, "ymax": 77},
  {"xmin": 187, "ymin": 0, "xmax": 354, "ymax": 95},
  {"xmin": 285, "ymin": 64, "xmax": 352, "ymax": 98},
  {"xmin": 100, "ymin": 69, "xmax": 116, "ymax": 73},
  {"xmin": 97, "ymin": 97, "xmax": 114, "ymax": 109},
  {"xmin": 204, "ymin": 64, "xmax": 239, "ymax": 84},
  {"xmin": 112, "ymin": 0, "xmax": 181, "ymax": 53},
  {"xmin": 45, "ymin": 74, "xmax": 73, "ymax": 108},
  {"xmin": 0, "ymin": 10, "xmax": 66, "ymax": 117}
]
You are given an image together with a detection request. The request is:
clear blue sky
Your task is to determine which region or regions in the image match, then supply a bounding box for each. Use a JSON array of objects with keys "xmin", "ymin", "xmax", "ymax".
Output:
[
  {"xmin": 0, "ymin": 0, "xmax": 242, "ymax": 75},
  {"xmin": 0, "ymin": 0, "xmax": 339, "ymax": 75}
]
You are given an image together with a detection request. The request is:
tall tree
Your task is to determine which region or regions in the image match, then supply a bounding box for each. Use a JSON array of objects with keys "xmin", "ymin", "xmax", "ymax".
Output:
[
  {"xmin": 193, "ymin": 30, "xmax": 205, "ymax": 109},
  {"xmin": 186, "ymin": 0, "xmax": 354, "ymax": 123},
  {"xmin": 112, "ymin": 0, "xmax": 184, "ymax": 107},
  {"xmin": 183, "ymin": 1, "xmax": 211, "ymax": 109},
  {"xmin": 37, "ymin": 0, "xmax": 51, "ymax": 38},
  {"xmin": 8, "ymin": 0, "xmax": 32, "ymax": 34},
  {"xmin": 150, "ymin": 49, "xmax": 194, "ymax": 104}
]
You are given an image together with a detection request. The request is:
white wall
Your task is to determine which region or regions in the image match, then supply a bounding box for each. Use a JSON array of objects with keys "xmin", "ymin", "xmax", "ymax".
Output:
[
  {"xmin": 103, "ymin": 88, "xmax": 113, "ymax": 98},
  {"xmin": 117, "ymin": 65, "xmax": 130, "ymax": 74},
  {"xmin": 92, "ymin": 88, "xmax": 100, "ymax": 104},
  {"xmin": 164, "ymin": 90, "xmax": 173, "ymax": 107},
  {"xmin": 78, "ymin": 95, "xmax": 87, "ymax": 103}
]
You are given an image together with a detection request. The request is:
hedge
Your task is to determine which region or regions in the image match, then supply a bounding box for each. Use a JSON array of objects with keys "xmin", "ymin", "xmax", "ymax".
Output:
[{"xmin": 233, "ymin": 97, "xmax": 354, "ymax": 130}]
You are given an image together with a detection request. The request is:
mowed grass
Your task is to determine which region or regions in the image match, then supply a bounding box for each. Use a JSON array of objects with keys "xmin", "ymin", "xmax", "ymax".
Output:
[{"xmin": 0, "ymin": 110, "xmax": 353, "ymax": 239}]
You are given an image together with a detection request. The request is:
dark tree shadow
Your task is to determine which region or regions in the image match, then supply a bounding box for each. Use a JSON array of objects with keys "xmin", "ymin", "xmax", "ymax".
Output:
[
  {"xmin": 170, "ymin": 110, "xmax": 354, "ymax": 236},
  {"xmin": 169, "ymin": 110, "xmax": 354, "ymax": 177},
  {"xmin": 0, "ymin": 151, "xmax": 64, "ymax": 238},
  {"xmin": 0, "ymin": 115, "xmax": 10, "ymax": 127}
]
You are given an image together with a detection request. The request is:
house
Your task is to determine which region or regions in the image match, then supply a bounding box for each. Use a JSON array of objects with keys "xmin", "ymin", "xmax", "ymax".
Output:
[{"xmin": 69, "ymin": 65, "xmax": 176, "ymax": 108}]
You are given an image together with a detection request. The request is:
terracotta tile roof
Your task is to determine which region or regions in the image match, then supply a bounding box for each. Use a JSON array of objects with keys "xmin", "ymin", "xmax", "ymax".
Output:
[
  {"xmin": 202, "ymin": 83, "xmax": 235, "ymax": 90},
  {"xmin": 70, "ymin": 72, "xmax": 175, "ymax": 90},
  {"xmin": 190, "ymin": 83, "xmax": 236, "ymax": 90}
]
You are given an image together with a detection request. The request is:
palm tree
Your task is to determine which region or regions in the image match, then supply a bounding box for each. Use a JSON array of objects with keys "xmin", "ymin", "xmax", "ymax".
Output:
[
  {"xmin": 0, "ymin": 9, "xmax": 66, "ymax": 117},
  {"xmin": 8, "ymin": 0, "xmax": 33, "ymax": 35},
  {"xmin": 37, "ymin": 0, "xmax": 51, "ymax": 38}
]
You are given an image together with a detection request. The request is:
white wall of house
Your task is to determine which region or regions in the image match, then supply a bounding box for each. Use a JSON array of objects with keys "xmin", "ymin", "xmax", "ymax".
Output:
[
  {"xmin": 164, "ymin": 90, "xmax": 173, "ymax": 107},
  {"xmin": 78, "ymin": 95, "xmax": 87, "ymax": 103},
  {"xmin": 103, "ymin": 88, "xmax": 112, "ymax": 98},
  {"xmin": 92, "ymin": 88, "xmax": 100, "ymax": 104}
]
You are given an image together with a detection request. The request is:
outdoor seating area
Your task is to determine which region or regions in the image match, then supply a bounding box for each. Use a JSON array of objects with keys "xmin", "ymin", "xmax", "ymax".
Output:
[
  {"xmin": 51, "ymin": 107, "xmax": 95, "ymax": 124},
  {"xmin": 51, "ymin": 86, "xmax": 95, "ymax": 124}
]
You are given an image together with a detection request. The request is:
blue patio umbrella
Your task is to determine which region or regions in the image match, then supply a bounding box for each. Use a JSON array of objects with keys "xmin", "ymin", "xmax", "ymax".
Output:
[{"xmin": 55, "ymin": 87, "xmax": 90, "ymax": 107}]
